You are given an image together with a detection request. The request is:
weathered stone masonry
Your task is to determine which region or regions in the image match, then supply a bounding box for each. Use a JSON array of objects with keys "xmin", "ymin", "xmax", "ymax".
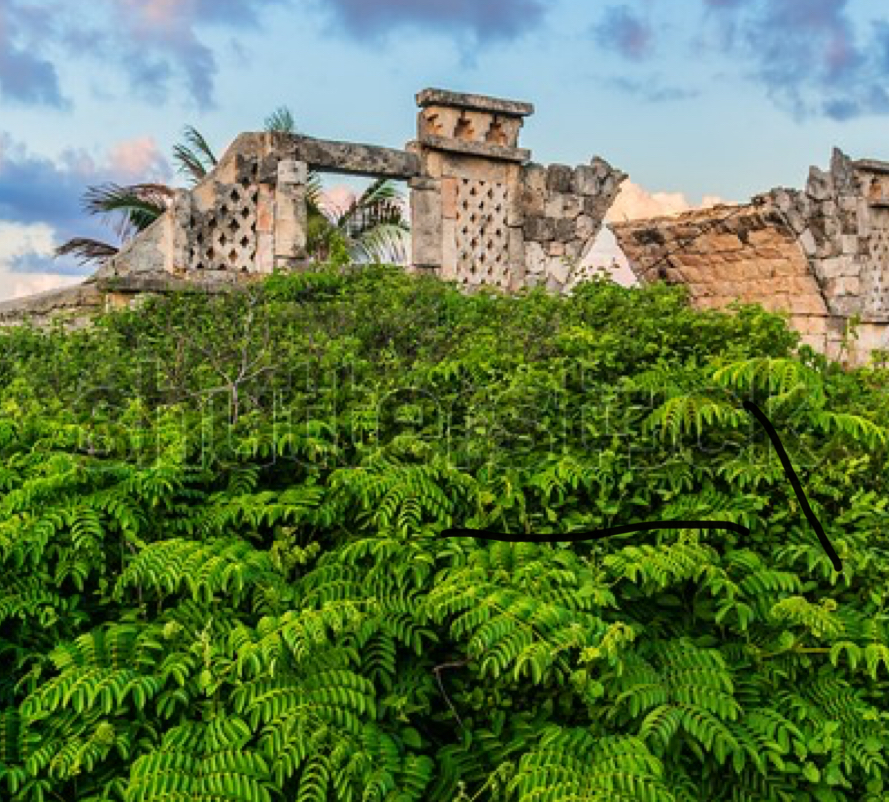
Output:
[
  {"xmin": 610, "ymin": 148, "xmax": 889, "ymax": 364},
  {"xmin": 2, "ymin": 87, "xmax": 889, "ymax": 367},
  {"xmin": 54, "ymin": 88, "xmax": 623, "ymax": 301}
]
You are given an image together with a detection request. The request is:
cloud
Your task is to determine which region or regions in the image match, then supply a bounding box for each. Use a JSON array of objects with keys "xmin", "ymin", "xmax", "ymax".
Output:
[
  {"xmin": 0, "ymin": 221, "xmax": 83, "ymax": 301},
  {"xmin": 0, "ymin": 1, "xmax": 66, "ymax": 106},
  {"xmin": 0, "ymin": 0, "xmax": 283, "ymax": 109},
  {"xmin": 605, "ymin": 180, "xmax": 730, "ymax": 223},
  {"xmin": 607, "ymin": 76, "xmax": 698, "ymax": 102},
  {"xmin": 316, "ymin": 0, "xmax": 547, "ymax": 42},
  {"xmin": 703, "ymin": 0, "xmax": 889, "ymax": 119},
  {"xmin": 594, "ymin": 5, "xmax": 655, "ymax": 60},
  {"xmin": 0, "ymin": 134, "xmax": 173, "ymax": 279},
  {"xmin": 107, "ymin": 136, "xmax": 172, "ymax": 180},
  {"xmin": 0, "ymin": 134, "xmax": 171, "ymax": 235}
]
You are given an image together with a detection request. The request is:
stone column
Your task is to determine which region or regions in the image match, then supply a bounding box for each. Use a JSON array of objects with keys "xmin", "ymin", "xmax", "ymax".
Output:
[
  {"xmin": 409, "ymin": 176, "xmax": 443, "ymax": 271},
  {"xmin": 274, "ymin": 158, "xmax": 308, "ymax": 270}
]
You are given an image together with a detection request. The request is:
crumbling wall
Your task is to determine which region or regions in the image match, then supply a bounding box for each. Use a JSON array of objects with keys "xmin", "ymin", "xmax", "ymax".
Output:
[
  {"xmin": 611, "ymin": 148, "xmax": 889, "ymax": 366},
  {"xmin": 518, "ymin": 158, "xmax": 625, "ymax": 292},
  {"xmin": 409, "ymin": 88, "xmax": 626, "ymax": 294}
]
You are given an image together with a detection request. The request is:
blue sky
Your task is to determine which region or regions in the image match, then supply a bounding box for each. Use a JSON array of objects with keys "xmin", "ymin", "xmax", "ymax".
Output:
[{"xmin": 2, "ymin": 0, "xmax": 889, "ymax": 299}]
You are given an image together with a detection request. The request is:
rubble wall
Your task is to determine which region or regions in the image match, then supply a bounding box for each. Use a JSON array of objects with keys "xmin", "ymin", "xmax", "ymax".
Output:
[{"xmin": 612, "ymin": 148, "xmax": 889, "ymax": 365}]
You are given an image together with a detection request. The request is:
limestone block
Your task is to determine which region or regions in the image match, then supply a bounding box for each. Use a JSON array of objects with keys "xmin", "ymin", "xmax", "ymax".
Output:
[
  {"xmin": 798, "ymin": 229, "xmax": 817, "ymax": 255},
  {"xmin": 555, "ymin": 218, "xmax": 576, "ymax": 241},
  {"xmin": 441, "ymin": 178, "xmax": 458, "ymax": 219},
  {"xmin": 574, "ymin": 165, "xmax": 598, "ymax": 196},
  {"xmin": 290, "ymin": 136, "xmax": 419, "ymax": 178},
  {"xmin": 546, "ymin": 164, "xmax": 574, "ymax": 193},
  {"xmin": 562, "ymin": 194, "xmax": 582, "ymax": 219},
  {"xmin": 507, "ymin": 186, "xmax": 525, "ymax": 226},
  {"xmin": 545, "ymin": 193, "xmax": 563, "ymax": 218},
  {"xmin": 548, "ymin": 259, "xmax": 571, "ymax": 285},
  {"xmin": 441, "ymin": 152, "xmax": 508, "ymax": 182},
  {"xmin": 576, "ymin": 214, "xmax": 597, "ymax": 242},
  {"xmin": 816, "ymin": 256, "xmax": 858, "ymax": 279},
  {"xmin": 841, "ymin": 234, "xmax": 859, "ymax": 254},
  {"xmin": 523, "ymin": 217, "xmax": 556, "ymax": 242},
  {"xmin": 169, "ymin": 190, "xmax": 192, "ymax": 273},
  {"xmin": 709, "ymin": 233, "xmax": 743, "ymax": 252},
  {"xmin": 419, "ymin": 106, "xmax": 461, "ymax": 139},
  {"xmin": 797, "ymin": 333, "xmax": 827, "ymax": 352},
  {"xmin": 807, "ymin": 167, "xmax": 832, "ymax": 201},
  {"xmin": 565, "ymin": 240, "xmax": 583, "ymax": 259},
  {"xmin": 256, "ymin": 185, "xmax": 274, "ymax": 234},
  {"xmin": 422, "ymin": 150, "xmax": 444, "ymax": 178},
  {"xmin": 519, "ymin": 184, "xmax": 546, "ymax": 218},
  {"xmin": 441, "ymin": 218, "xmax": 458, "ymax": 279},
  {"xmin": 523, "ymin": 163, "xmax": 547, "ymax": 194},
  {"xmin": 509, "ymin": 226, "xmax": 525, "ymax": 273},
  {"xmin": 256, "ymin": 233, "xmax": 274, "ymax": 274},
  {"xmin": 278, "ymin": 159, "xmax": 308, "ymax": 184},
  {"xmin": 791, "ymin": 275, "xmax": 821, "ymax": 295},
  {"xmin": 525, "ymin": 241, "xmax": 547, "ymax": 274},
  {"xmin": 545, "ymin": 274, "xmax": 565, "ymax": 293},
  {"xmin": 548, "ymin": 242, "xmax": 565, "ymax": 257},
  {"xmin": 824, "ymin": 276, "xmax": 861, "ymax": 296},
  {"xmin": 411, "ymin": 185, "xmax": 443, "ymax": 268},
  {"xmin": 274, "ymin": 179, "xmax": 307, "ymax": 258}
]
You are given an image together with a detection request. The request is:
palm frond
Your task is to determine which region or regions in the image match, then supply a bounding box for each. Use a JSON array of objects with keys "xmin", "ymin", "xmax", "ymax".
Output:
[
  {"xmin": 264, "ymin": 106, "xmax": 297, "ymax": 134},
  {"xmin": 54, "ymin": 238, "xmax": 120, "ymax": 266},
  {"xmin": 173, "ymin": 125, "xmax": 218, "ymax": 184},
  {"xmin": 349, "ymin": 223, "xmax": 411, "ymax": 266},
  {"xmin": 82, "ymin": 183, "xmax": 173, "ymax": 241},
  {"xmin": 335, "ymin": 178, "xmax": 408, "ymax": 238},
  {"xmin": 305, "ymin": 172, "xmax": 324, "ymax": 213}
]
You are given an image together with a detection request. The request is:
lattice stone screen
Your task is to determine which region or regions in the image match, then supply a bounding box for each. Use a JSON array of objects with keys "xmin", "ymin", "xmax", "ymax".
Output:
[
  {"xmin": 455, "ymin": 177, "xmax": 510, "ymax": 288},
  {"xmin": 865, "ymin": 214, "xmax": 889, "ymax": 316},
  {"xmin": 188, "ymin": 162, "xmax": 259, "ymax": 273}
]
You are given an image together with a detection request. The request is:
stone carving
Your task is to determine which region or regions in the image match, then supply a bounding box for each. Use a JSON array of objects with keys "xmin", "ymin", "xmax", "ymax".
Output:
[
  {"xmin": 454, "ymin": 177, "xmax": 510, "ymax": 287},
  {"xmin": 187, "ymin": 159, "xmax": 259, "ymax": 273}
]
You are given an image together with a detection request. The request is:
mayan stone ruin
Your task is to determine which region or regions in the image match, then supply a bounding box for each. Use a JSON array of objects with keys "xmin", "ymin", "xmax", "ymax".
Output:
[
  {"xmin": 611, "ymin": 148, "xmax": 889, "ymax": 364},
  {"xmin": 0, "ymin": 88, "xmax": 887, "ymax": 366}
]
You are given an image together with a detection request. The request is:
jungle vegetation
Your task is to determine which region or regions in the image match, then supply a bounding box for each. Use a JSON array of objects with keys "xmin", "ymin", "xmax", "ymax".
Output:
[{"xmin": 0, "ymin": 265, "xmax": 887, "ymax": 801}]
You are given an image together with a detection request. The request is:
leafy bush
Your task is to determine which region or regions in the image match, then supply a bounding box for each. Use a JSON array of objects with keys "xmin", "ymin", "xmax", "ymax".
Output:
[{"xmin": 0, "ymin": 264, "xmax": 887, "ymax": 801}]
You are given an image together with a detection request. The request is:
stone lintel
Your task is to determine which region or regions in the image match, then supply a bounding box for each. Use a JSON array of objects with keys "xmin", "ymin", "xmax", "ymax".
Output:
[
  {"xmin": 853, "ymin": 159, "xmax": 889, "ymax": 175},
  {"xmin": 416, "ymin": 88, "xmax": 533, "ymax": 117},
  {"xmin": 285, "ymin": 135, "xmax": 420, "ymax": 179},
  {"xmin": 418, "ymin": 134, "xmax": 531, "ymax": 163}
]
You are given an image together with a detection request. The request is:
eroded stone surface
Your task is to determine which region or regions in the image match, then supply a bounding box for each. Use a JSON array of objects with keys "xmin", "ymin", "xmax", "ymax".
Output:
[{"xmin": 611, "ymin": 147, "xmax": 889, "ymax": 365}]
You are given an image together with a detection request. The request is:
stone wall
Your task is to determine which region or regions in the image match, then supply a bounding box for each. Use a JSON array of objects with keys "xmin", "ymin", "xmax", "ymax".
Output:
[
  {"xmin": 408, "ymin": 89, "xmax": 625, "ymax": 294},
  {"xmin": 518, "ymin": 158, "xmax": 625, "ymax": 292},
  {"xmin": 87, "ymin": 88, "xmax": 626, "ymax": 298},
  {"xmin": 611, "ymin": 148, "xmax": 889, "ymax": 366}
]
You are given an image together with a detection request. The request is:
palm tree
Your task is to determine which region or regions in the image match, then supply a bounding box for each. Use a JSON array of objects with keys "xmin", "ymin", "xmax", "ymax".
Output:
[
  {"xmin": 55, "ymin": 183, "xmax": 175, "ymax": 266},
  {"xmin": 55, "ymin": 107, "xmax": 410, "ymax": 268}
]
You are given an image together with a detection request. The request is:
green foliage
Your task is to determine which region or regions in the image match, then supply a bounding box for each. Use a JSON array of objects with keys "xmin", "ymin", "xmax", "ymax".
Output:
[{"xmin": 0, "ymin": 265, "xmax": 887, "ymax": 800}]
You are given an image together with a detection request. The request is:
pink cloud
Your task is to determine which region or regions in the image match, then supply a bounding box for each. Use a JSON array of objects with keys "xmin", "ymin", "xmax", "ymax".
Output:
[
  {"xmin": 107, "ymin": 136, "xmax": 170, "ymax": 180},
  {"xmin": 605, "ymin": 180, "xmax": 732, "ymax": 223}
]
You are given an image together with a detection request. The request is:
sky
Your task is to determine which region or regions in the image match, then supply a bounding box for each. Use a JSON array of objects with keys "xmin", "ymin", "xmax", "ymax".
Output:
[{"xmin": 2, "ymin": 0, "xmax": 889, "ymax": 300}]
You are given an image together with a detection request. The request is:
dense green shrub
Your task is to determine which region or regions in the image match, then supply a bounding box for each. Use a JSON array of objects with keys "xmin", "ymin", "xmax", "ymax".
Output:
[{"xmin": 0, "ymin": 264, "xmax": 887, "ymax": 801}]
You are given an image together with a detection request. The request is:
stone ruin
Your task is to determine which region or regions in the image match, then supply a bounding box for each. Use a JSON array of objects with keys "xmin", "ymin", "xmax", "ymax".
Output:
[
  {"xmin": 611, "ymin": 148, "xmax": 889, "ymax": 364},
  {"xmin": 1, "ymin": 87, "xmax": 888, "ymax": 366},
  {"xmin": 0, "ymin": 87, "xmax": 624, "ymax": 326}
]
